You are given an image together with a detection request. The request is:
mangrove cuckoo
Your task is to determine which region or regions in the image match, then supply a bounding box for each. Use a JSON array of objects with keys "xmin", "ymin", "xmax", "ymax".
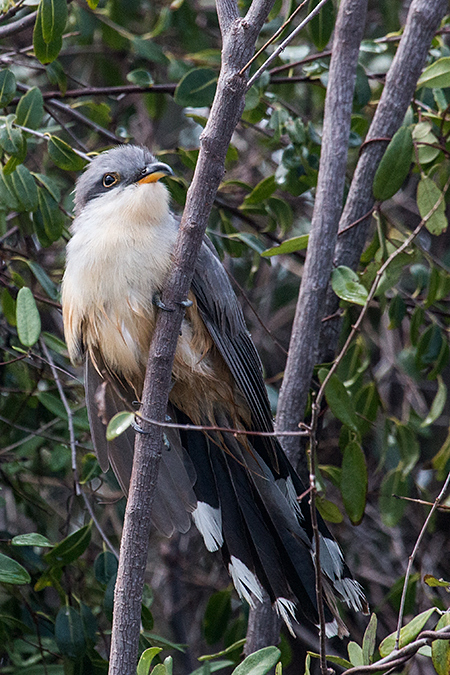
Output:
[{"xmin": 62, "ymin": 145, "xmax": 367, "ymax": 636}]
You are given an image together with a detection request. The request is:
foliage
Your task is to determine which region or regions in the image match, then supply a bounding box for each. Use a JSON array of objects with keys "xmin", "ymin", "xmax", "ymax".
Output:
[{"xmin": 0, "ymin": 0, "xmax": 450, "ymax": 673}]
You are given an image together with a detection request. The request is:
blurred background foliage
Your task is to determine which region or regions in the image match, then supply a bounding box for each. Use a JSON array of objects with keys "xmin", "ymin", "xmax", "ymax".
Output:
[{"xmin": 1, "ymin": 0, "xmax": 450, "ymax": 673}]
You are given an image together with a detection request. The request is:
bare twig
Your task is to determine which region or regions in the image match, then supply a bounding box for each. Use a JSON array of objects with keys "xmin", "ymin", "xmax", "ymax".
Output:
[
  {"xmin": 0, "ymin": 9, "xmax": 36, "ymax": 38},
  {"xmin": 11, "ymin": 83, "xmax": 177, "ymax": 103},
  {"xmin": 395, "ymin": 470, "xmax": 450, "ymax": 649},
  {"xmin": 0, "ymin": 0, "xmax": 26, "ymax": 23},
  {"xmin": 247, "ymin": 0, "xmax": 330, "ymax": 89}
]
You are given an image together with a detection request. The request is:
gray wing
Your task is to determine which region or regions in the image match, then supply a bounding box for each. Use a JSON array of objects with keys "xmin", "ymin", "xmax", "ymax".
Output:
[
  {"xmin": 191, "ymin": 240, "xmax": 278, "ymax": 464},
  {"xmin": 85, "ymin": 354, "xmax": 197, "ymax": 537}
]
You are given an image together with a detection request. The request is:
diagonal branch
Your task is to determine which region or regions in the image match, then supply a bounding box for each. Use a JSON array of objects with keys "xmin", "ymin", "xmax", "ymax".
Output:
[{"xmin": 107, "ymin": 0, "xmax": 276, "ymax": 671}]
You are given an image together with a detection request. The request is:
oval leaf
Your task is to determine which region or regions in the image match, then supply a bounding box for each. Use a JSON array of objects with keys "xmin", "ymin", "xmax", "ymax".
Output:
[
  {"xmin": 421, "ymin": 376, "xmax": 447, "ymax": 427},
  {"xmin": 127, "ymin": 69, "xmax": 154, "ymax": 87},
  {"xmin": 379, "ymin": 608, "xmax": 436, "ymax": 657},
  {"xmin": 45, "ymin": 523, "xmax": 92, "ymax": 566},
  {"xmin": 11, "ymin": 165, "xmax": 38, "ymax": 211},
  {"xmin": 0, "ymin": 69, "xmax": 16, "ymax": 107},
  {"xmin": 417, "ymin": 176, "xmax": 447, "ymax": 235},
  {"xmin": 33, "ymin": 3, "xmax": 63, "ymax": 64},
  {"xmin": 262, "ymin": 235, "xmax": 309, "ymax": 257},
  {"xmin": 232, "ymin": 646, "xmax": 281, "ymax": 675},
  {"xmin": 203, "ymin": 589, "xmax": 232, "ymax": 645},
  {"xmin": 37, "ymin": 187, "xmax": 64, "ymax": 241},
  {"xmin": 174, "ymin": 68, "xmax": 217, "ymax": 108},
  {"xmin": 94, "ymin": 551, "xmax": 118, "ymax": 585},
  {"xmin": 106, "ymin": 411, "xmax": 134, "ymax": 441},
  {"xmin": 331, "ymin": 266, "xmax": 368, "ymax": 306},
  {"xmin": 48, "ymin": 136, "xmax": 87, "ymax": 171},
  {"xmin": 137, "ymin": 648, "xmax": 163, "ymax": 675},
  {"xmin": 16, "ymin": 287, "xmax": 41, "ymax": 347},
  {"xmin": 16, "ymin": 87, "xmax": 44, "ymax": 130},
  {"xmin": 322, "ymin": 371, "xmax": 359, "ymax": 432},
  {"xmin": 0, "ymin": 552, "xmax": 31, "ymax": 584},
  {"xmin": 41, "ymin": 0, "xmax": 68, "ymax": 44},
  {"xmin": 12, "ymin": 533, "xmax": 53, "ymax": 547},
  {"xmin": 341, "ymin": 440, "xmax": 368, "ymax": 525},
  {"xmin": 308, "ymin": 0, "xmax": 335, "ymax": 51},
  {"xmin": 418, "ymin": 57, "xmax": 450, "ymax": 89},
  {"xmin": 379, "ymin": 468, "xmax": 409, "ymax": 527},
  {"xmin": 55, "ymin": 605, "xmax": 87, "ymax": 660},
  {"xmin": 372, "ymin": 126, "xmax": 413, "ymax": 201},
  {"xmin": 432, "ymin": 611, "xmax": 450, "ymax": 675}
]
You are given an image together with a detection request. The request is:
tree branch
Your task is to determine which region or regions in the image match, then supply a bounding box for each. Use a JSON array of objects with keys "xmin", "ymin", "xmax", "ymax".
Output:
[
  {"xmin": 107, "ymin": 0, "xmax": 276, "ymax": 671},
  {"xmin": 0, "ymin": 9, "xmax": 36, "ymax": 38},
  {"xmin": 320, "ymin": 0, "xmax": 449, "ymax": 363},
  {"xmin": 276, "ymin": 0, "xmax": 368, "ymax": 462}
]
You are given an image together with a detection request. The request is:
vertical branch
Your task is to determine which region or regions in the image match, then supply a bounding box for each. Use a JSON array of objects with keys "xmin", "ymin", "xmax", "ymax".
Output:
[
  {"xmin": 276, "ymin": 0, "xmax": 368, "ymax": 462},
  {"xmin": 320, "ymin": 0, "xmax": 448, "ymax": 363},
  {"xmin": 108, "ymin": 0, "xmax": 275, "ymax": 672}
]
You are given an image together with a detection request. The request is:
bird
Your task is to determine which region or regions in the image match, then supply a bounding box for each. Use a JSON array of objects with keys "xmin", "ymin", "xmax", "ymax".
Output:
[{"xmin": 61, "ymin": 144, "xmax": 367, "ymax": 637}]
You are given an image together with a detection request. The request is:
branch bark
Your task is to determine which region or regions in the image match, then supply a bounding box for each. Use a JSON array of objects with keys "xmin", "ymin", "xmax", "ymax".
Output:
[
  {"xmin": 320, "ymin": 0, "xmax": 449, "ymax": 364},
  {"xmin": 276, "ymin": 0, "xmax": 368, "ymax": 463},
  {"xmin": 0, "ymin": 9, "xmax": 36, "ymax": 39},
  {"xmin": 108, "ymin": 1, "xmax": 275, "ymax": 673}
]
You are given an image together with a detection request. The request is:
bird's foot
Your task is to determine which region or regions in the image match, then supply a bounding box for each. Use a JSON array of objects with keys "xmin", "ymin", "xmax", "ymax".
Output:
[{"xmin": 152, "ymin": 293, "xmax": 174, "ymax": 312}]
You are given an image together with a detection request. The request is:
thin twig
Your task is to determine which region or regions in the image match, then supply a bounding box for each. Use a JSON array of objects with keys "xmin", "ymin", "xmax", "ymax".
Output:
[
  {"xmin": 239, "ymin": 0, "xmax": 308, "ymax": 76},
  {"xmin": 40, "ymin": 339, "xmax": 80, "ymax": 497},
  {"xmin": 393, "ymin": 494, "xmax": 450, "ymax": 511},
  {"xmin": 247, "ymin": 0, "xmax": 331, "ymax": 89},
  {"xmin": 395, "ymin": 469, "xmax": 450, "ymax": 650},
  {"xmin": 11, "ymin": 83, "xmax": 177, "ymax": 103},
  {"xmin": 0, "ymin": 0, "xmax": 26, "ymax": 23},
  {"xmin": 13, "ymin": 123, "xmax": 91, "ymax": 162}
]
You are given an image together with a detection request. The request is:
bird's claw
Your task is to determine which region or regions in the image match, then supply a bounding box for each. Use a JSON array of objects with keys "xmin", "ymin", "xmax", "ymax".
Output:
[
  {"xmin": 153, "ymin": 293, "xmax": 193, "ymax": 311},
  {"xmin": 132, "ymin": 420, "xmax": 150, "ymax": 435},
  {"xmin": 152, "ymin": 293, "xmax": 174, "ymax": 312}
]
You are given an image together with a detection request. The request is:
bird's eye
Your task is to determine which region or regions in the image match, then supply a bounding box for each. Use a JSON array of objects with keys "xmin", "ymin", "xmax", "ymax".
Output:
[{"xmin": 102, "ymin": 173, "xmax": 119, "ymax": 188}]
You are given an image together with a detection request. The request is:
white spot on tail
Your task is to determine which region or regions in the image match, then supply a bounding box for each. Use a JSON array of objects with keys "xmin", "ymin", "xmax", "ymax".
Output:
[
  {"xmin": 334, "ymin": 577, "xmax": 367, "ymax": 612},
  {"xmin": 324, "ymin": 619, "xmax": 339, "ymax": 638},
  {"xmin": 228, "ymin": 556, "xmax": 263, "ymax": 607},
  {"xmin": 276, "ymin": 476, "xmax": 303, "ymax": 519},
  {"xmin": 192, "ymin": 502, "xmax": 223, "ymax": 552},
  {"xmin": 319, "ymin": 536, "xmax": 344, "ymax": 579},
  {"xmin": 274, "ymin": 597, "xmax": 297, "ymax": 637}
]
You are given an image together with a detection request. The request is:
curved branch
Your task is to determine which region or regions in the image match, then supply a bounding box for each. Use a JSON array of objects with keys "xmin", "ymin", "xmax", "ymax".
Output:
[{"xmin": 0, "ymin": 9, "xmax": 36, "ymax": 38}]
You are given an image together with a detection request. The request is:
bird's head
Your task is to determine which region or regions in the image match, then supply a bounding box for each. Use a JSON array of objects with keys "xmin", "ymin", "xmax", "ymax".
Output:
[{"xmin": 73, "ymin": 145, "xmax": 174, "ymax": 223}]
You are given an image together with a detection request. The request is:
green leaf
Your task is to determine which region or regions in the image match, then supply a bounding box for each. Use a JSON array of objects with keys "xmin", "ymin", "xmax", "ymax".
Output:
[
  {"xmin": 189, "ymin": 661, "xmax": 236, "ymax": 675},
  {"xmin": 340, "ymin": 440, "xmax": 367, "ymax": 525},
  {"xmin": 321, "ymin": 371, "xmax": 359, "ymax": 433},
  {"xmin": 45, "ymin": 523, "xmax": 92, "ymax": 566},
  {"xmin": 199, "ymin": 639, "xmax": 246, "ymax": 661},
  {"xmin": 362, "ymin": 613, "xmax": 377, "ymax": 665},
  {"xmin": 424, "ymin": 575, "xmax": 450, "ymax": 588},
  {"xmin": 331, "ymin": 266, "xmax": 368, "ymax": 306},
  {"xmin": 315, "ymin": 495, "xmax": 343, "ymax": 523},
  {"xmin": 46, "ymin": 59, "xmax": 68, "ymax": 95},
  {"xmin": 379, "ymin": 468, "xmax": 409, "ymax": 527},
  {"xmin": 48, "ymin": 136, "xmax": 87, "ymax": 171},
  {"xmin": 13, "ymin": 256, "xmax": 60, "ymax": 300},
  {"xmin": 127, "ymin": 69, "xmax": 154, "ymax": 87},
  {"xmin": 132, "ymin": 37, "xmax": 168, "ymax": 64},
  {"xmin": 347, "ymin": 641, "xmax": 364, "ymax": 667},
  {"xmin": 243, "ymin": 175, "xmax": 276, "ymax": 205},
  {"xmin": 0, "ymin": 69, "xmax": 16, "ymax": 107},
  {"xmin": 203, "ymin": 589, "xmax": 232, "ymax": 644},
  {"xmin": 307, "ymin": 652, "xmax": 352, "ymax": 669},
  {"xmin": 432, "ymin": 428, "xmax": 450, "ymax": 478},
  {"xmin": 137, "ymin": 648, "xmax": 163, "ymax": 675},
  {"xmin": 379, "ymin": 608, "xmax": 436, "ymax": 657},
  {"xmin": 37, "ymin": 187, "xmax": 64, "ymax": 241},
  {"xmin": 417, "ymin": 176, "xmax": 447, "ymax": 235},
  {"xmin": 388, "ymin": 294, "xmax": 406, "ymax": 329},
  {"xmin": 308, "ymin": 0, "xmax": 335, "ymax": 51},
  {"xmin": 0, "ymin": 552, "xmax": 31, "ymax": 584},
  {"xmin": 15, "ymin": 87, "xmax": 44, "ymax": 130},
  {"xmin": 41, "ymin": 0, "xmax": 68, "ymax": 44},
  {"xmin": 55, "ymin": 605, "xmax": 87, "ymax": 660},
  {"xmin": 12, "ymin": 533, "xmax": 53, "ymax": 547},
  {"xmin": 395, "ymin": 422, "xmax": 420, "ymax": 476},
  {"xmin": 33, "ymin": 2, "xmax": 63, "ymax": 64},
  {"xmin": 11, "ymin": 165, "xmax": 38, "ymax": 211},
  {"xmin": 421, "ymin": 376, "xmax": 447, "ymax": 427},
  {"xmin": 16, "ymin": 287, "xmax": 41, "ymax": 347},
  {"xmin": 418, "ymin": 57, "xmax": 450, "ymax": 89},
  {"xmin": 231, "ymin": 647, "xmax": 281, "ymax": 675},
  {"xmin": 0, "ymin": 169, "xmax": 19, "ymax": 209},
  {"xmin": 174, "ymin": 68, "xmax": 217, "ymax": 108},
  {"xmin": 32, "ymin": 172, "xmax": 61, "ymax": 202},
  {"xmin": 372, "ymin": 126, "xmax": 413, "ymax": 201},
  {"xmin": 432, "ymin": 612, "xmax": 450, "ymax": 675},
  {"xmin": 94, "ymin": 551, "xmax": 118, "ymax": 585},
  {"xmin": 261, "ymin": 235, "xmax": 309, "ymax": 257},
  {"xmin": 0, "ymin": 114, "xmax": 23, "ymax": 155},
  {"xmin": 106, "ymin": 411, "xmax": 134, "ymax": 441}
]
